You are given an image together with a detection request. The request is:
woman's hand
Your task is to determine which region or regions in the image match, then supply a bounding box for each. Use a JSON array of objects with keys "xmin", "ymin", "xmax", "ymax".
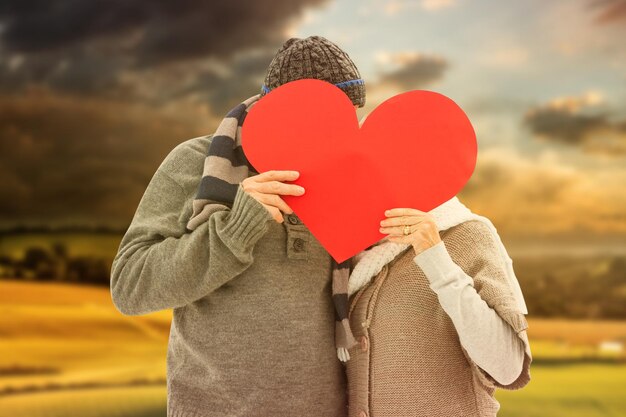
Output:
[{"xmin": 379, "ymin": 208, "xmax": 442, "ymax": 256}]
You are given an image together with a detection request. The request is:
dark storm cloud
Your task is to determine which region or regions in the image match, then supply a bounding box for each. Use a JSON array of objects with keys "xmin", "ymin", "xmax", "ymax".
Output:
[
  {"xmin": 167, "ymin": 49, "xmax": 277, "ymax": 114},
  {"xmin": 523, "ymin": 98, "xmax": 626, "ymax": 155},
  {"xmin": 0, "ymin": 0, "xmax": 332, "ymax": 124},
  {"xmin": 0, "ymin": 47, "xmax": 127, "ymax": 95},
  {"xmin": 0, "ymin": 90, "xmax": 210, "ymax": 226},
  {"xmin": 375, "ymin": 54, "xmax": 448, "ymax": 90},
  {"xmin": 0, "ymin": 0, "xmax": 328, "ymax": 64},
  {"xmin": 523, "ymin": 106, "xmax": 607, "ymax": 144},
  {"xmin": 0, "ymin": 34, "xmax": 289, "ymax": 227}
]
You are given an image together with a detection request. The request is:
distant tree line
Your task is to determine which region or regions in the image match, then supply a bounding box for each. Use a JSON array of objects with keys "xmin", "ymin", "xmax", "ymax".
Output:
[
  {"xmin": 521, "ymin": 256, "xmax": 626, "ymax": 320},
  {"xmin": 0, "ymin": 242, "xmax": 112, "ymax": 286},
  {"xmin": 1, "ymin": 241, "xmax": 624, "ymax": 320}
]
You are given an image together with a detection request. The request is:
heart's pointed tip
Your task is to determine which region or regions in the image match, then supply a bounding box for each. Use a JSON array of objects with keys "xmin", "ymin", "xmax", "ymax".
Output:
[{"xmin": 332, "ymin": 255, "xmax": 348, "ymax": 264}]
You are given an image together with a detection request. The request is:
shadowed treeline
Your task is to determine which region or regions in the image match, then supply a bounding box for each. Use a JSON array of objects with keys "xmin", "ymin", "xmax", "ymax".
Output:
[{"xmin": 1, "ymin": 228, "xmax": 625, "ymax": 320}]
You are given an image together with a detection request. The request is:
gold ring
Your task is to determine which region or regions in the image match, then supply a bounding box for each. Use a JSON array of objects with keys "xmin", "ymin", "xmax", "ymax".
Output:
[{"xmin": 403, "ymin": 225, "xmax": 411, "ymax": 235}]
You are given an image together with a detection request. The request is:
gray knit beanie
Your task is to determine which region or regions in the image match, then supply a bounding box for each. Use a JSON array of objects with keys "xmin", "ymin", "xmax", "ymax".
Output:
[{"xmin": 260, "ymin": 35, "xmax": 366, "ymax": 108}]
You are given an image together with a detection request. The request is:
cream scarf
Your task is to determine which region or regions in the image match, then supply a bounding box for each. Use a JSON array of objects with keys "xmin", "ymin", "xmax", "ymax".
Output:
[{"xmin": 347, "ymin": 194, "xmax": 529, "ymax": 315}]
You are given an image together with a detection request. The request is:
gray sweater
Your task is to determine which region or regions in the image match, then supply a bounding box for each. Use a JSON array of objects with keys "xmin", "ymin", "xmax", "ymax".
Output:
[{"xmin": 110, "ymin": 135, "xmax": 347, "ymax": 417}]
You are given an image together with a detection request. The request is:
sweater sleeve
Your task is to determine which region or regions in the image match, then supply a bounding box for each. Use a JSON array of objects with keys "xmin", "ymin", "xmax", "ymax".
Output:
[
  {"xmin": 413, "ymin": 240, "xmax": 527, "ymax": 386},
  {"xmin": 110, "ymin": 156, "xmax": 274, "ymax": 316}
]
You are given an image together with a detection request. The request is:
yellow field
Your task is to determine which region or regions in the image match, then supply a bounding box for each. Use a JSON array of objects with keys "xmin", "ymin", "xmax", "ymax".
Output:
[
  {"xmin": 0, "ymin": 386, "xmax": 167, "ymax": 417},
  {"xmin": 0, "ymin": 280, "xmax": 169, "ymax": 398},
  {"xmin": 1, "ymin": 279, "xmax": 625, "ymax": 417}
]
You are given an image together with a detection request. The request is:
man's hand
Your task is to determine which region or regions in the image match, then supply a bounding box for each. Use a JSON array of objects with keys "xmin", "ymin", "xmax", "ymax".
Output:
[{"xmin": 241, "ymin": 170, "xmax": 305, "ymax": 223}]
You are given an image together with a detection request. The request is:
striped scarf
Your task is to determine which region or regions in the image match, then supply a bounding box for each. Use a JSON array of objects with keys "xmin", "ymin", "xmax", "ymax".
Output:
[{"xmin": 186, "ymin": 93, "xmax": 359, "ymax": 363}]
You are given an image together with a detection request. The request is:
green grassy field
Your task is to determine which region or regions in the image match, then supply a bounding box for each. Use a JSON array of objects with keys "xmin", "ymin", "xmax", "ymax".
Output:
[
  {"xmin": 1, "ymin": 279, "xmax": 625, "ymax": 417},
  {"xmin": 497, "ymin": 364, "xmax": 626, "ymax": 417},
  {"xmin": 2, "ymin": 366, "xmax": 624, "ymax": 417}
]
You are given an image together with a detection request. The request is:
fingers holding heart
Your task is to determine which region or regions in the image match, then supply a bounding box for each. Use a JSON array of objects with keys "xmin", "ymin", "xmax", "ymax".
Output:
[
  {"xmin": 380, "ymin": 208, "xmax": 426, "ymax": 237},
  {"xmin": 379, "ymin": 218, "xmax": 422, "ymax": 239},
  {"xmin": 380, "ymin": 208, "xmax": 441, "ymax": 251}
]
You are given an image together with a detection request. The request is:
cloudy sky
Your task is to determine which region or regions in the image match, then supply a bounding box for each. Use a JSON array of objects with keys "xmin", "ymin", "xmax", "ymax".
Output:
[{"xmin": 1, "ymin": 0, "xmax": 625, "ymax": 250}]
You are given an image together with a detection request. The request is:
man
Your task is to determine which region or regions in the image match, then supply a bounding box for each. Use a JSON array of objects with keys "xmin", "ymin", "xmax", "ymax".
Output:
[{"xmin": 110, "ymin": 36, "xmax": 366, "ymax": 417}]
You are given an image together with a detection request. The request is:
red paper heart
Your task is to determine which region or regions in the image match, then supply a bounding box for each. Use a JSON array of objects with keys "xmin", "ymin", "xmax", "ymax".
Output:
[{"xmin": 241, "ymin": 79, "xmax": 477, "ymax": 263}]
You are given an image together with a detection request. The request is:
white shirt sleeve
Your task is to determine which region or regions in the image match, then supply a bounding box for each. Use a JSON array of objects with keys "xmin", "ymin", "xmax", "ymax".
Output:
[{"xmin": 413, "ymin": 240, "xmax": 526, "ymax": 386}]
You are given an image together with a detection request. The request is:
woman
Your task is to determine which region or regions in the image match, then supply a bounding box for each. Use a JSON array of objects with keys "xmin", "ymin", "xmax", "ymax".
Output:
[{"xmin": 342, "ymin": 196, "xmax": 532, "ymax": 417}]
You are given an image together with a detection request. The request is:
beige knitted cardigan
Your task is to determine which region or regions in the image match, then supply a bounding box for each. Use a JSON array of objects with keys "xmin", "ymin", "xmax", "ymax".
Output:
[{"xmin": 344, "ymin": 197, "xmax": 532, "ymax": 417}]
